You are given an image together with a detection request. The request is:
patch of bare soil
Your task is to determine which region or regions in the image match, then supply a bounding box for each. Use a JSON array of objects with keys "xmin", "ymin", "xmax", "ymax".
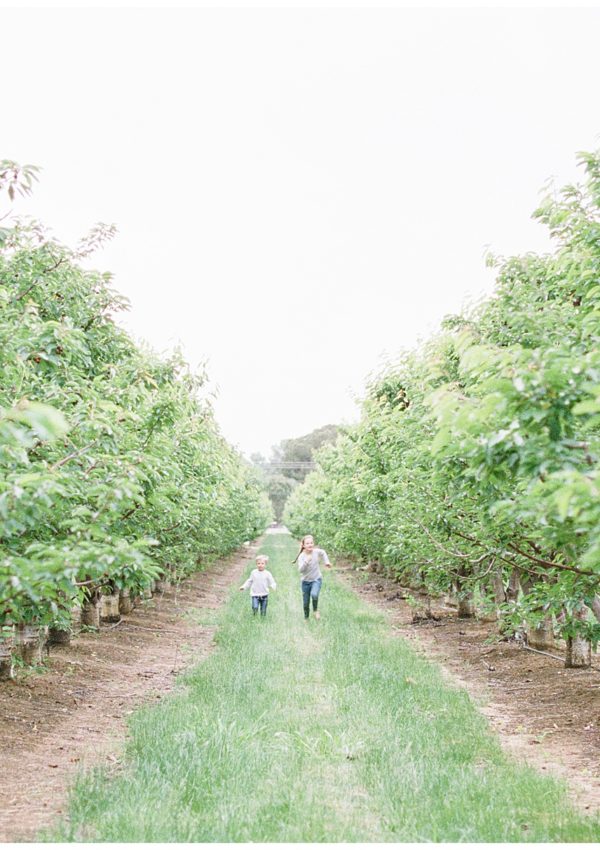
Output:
[
  {"xmin": 337, "ymin": 562, "xmax": 600, "ymax": 815},
  {"xmin": 0, "ymin": 542, "xmax": 258, "ymax": 842}
]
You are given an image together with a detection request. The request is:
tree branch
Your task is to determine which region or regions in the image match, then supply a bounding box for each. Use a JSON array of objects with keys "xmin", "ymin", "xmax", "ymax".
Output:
[
  {"xmin": 507, "ymin": 543, "xmax": 593, "ymax": 577},
  {"xmin": 12, "ymin": 257, "xmax": 66, "ymax": 303},
  {"xmin": 414, "ymin": 519, "xmax": 486, "ymax": 564},
  {"xmin": 49, "ymin": 442, "xmax": 97, "ymax": 471}
]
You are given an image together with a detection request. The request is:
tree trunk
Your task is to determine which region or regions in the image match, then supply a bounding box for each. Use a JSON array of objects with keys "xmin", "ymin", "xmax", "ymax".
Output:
[
  {"xmin": 478, "ymin": 564, "xmax": 504, "ymax": 622},
  {"xmin": 479, "ymin": 566, "xmax": 507, "ymax": 625},
  {"xmin": 13, "ymin": 624, "xmax": 45, "ymax": 666},
  {"xmin": 100, "ymin": 591, "xmax": 121, "ymax": 623},
  {"xmin": 565, "ymin": 604, "xmax": 592, "ymax": 668},
  {"xmin": 119, "ymin": 589, "xmax": 134, "ymax": 615},
  {"xmin": 0, "ymin": 639, "xmax": 13, "ymax": 680},
  {"xmin": 81, "ymin": 599, "xmax": 100, "ymax": 628},
  {"xmin": 71, "ymin": 605, "xmax": 82, "ymax": 629},
  {"xmin": 506, "ymin": 568, "xmax": 521, "ymax": 604},
  {"xmin": 526, "ymin": 616, "xmax": 555, "ymax": 650},
  {"xmin": 519, "ymin": 574, "xmax": 548, "ymax": 647},
  {"xmin": 458, "ymin": 592, "xmax": 475, "ymax": 618},
  {"xmin": 48, "ymin": 627, "xmax": 71, "ymax": 646},
  {"xmin": 565, "ymin": 635, "xmax": 591, "ymax": 668},
  {"xmin": 81, "ymin": 583, "xmax": 101, "ymax": 627},
  {"xmin": 411, "ymin": 595, "xmax": 433, "ymax": 622},
  {"xmin": 456, "ymin": 565, "xmax": 475, "ymax": 619},
  {"xmin": 492, "ymin": 568, "xmax": 506, "ymax": 607}
]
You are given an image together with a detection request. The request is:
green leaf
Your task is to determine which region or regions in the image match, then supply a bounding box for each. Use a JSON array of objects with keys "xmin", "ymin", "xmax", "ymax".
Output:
[{"xmin": 6, "ymin": 401, "xmax": 69, "ymax": 441}]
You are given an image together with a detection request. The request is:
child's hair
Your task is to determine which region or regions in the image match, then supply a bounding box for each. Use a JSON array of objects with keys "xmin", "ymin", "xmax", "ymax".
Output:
[
  {"xmin": 256, "ymin": 554, "xmax": 269, "ymax": 563},
  {"xmin": 292, "ymin": 534, "xmax": 313, "ymax": 564}
]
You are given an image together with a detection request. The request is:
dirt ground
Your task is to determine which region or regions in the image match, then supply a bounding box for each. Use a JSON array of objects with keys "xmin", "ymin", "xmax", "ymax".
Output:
[
  {"xmin": 337, "ymin": 562, "xmax": 600, "ymax": 815},
  {"xmin": 3, "ymin": 541, "xmax": 599, "ymax": 841},
  {"xmin": 0, "ymin": 543, "xmax": 257, "ymax": 843}
]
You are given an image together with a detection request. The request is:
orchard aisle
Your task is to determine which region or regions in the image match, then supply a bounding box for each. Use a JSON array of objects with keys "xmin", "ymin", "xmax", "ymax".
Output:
[
  {"xmin": 0, "ymin": 545, "xmax": 258, "ymax": 843},
  {"xmin": 50, "ymin": 534, "xmax": 600, "ymax": 842}
]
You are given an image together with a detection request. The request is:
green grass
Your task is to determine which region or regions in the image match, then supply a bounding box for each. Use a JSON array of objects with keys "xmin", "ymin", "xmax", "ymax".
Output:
[{"xmin": 46, "ymin": 533, "xmax": 600, "ymax": 842}]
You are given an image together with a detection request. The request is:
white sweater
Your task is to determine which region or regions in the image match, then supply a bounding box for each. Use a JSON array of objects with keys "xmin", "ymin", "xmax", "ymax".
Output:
[
  {"xmin": 298, "ymin": 548, "xmax": 330, "ymax": 582},
  {"xmin": 241, "ymin": 569, "xmax": 277, "ymax": 596}
]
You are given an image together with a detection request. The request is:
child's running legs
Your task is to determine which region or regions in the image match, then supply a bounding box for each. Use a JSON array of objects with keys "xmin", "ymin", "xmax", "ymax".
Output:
[
  {"xmin": 251, "ymin": 595, "xmax": 268, "ymax": 617},
  {"xmin": 301, "ymin": 578, "xmax": 322, "ymax": 619}
]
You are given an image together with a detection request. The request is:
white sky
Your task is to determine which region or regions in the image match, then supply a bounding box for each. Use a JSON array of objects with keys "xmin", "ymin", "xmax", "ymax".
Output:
[{"xmin": 3, "ymin": 6, "xmax": 600, "ymax": 457}]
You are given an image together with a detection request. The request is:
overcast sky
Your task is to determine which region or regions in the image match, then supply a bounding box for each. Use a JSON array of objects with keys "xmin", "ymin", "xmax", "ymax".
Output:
[{"xmin": 3, "ymin": 6, "xmax": 600, "ymax": 457}]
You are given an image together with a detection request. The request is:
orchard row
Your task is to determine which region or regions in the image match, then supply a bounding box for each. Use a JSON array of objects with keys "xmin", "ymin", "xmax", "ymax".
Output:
[
  {"xmin": 286, "ymin": 149, "xmax": 600, "ymax": 669},
  {"xmin": 0, "ymin": 162, "xmax": 271, "ymax": 676}
]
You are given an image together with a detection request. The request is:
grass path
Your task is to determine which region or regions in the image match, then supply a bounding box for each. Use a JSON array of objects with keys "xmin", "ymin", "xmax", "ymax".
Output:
[{"xmin": 48, "ymin": 533, "xmax": 600, "ymax": 842}]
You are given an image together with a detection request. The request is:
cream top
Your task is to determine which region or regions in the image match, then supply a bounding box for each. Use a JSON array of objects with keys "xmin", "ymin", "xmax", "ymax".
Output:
[
  {"xmin": 298, "ymin": 548, "xmax": 330, "ymax": 582},
  {"xmin": 241, "ymin": 569, "xmax": 277, "ymax": 596}
]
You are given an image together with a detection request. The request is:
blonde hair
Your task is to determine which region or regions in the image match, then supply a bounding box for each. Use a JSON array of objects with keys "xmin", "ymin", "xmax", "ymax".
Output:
[{"xmin": 256, "ymin": 554, "xmax": 269, "ymax": 564}]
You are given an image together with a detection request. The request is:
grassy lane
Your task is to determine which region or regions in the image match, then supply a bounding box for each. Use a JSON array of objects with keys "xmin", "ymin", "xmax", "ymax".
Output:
[{"xmin": 47, "ymin": 533, "xmax": 600, "ymax": 842}]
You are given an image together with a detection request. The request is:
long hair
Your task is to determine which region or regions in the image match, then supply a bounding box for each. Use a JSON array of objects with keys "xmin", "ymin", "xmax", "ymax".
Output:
[{"xmin": 292, "ymin": 535, "xmax": 313, "ymax": 564}]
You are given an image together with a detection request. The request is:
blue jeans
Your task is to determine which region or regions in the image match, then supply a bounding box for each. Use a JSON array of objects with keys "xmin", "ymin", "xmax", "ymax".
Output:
[
  {"xmin": 252, "ymin": 595, "xmax": 268, "ymax": 616},
  {"xmin": 301, "ymin": 578, "xmax": 322, "ymax": 618}
]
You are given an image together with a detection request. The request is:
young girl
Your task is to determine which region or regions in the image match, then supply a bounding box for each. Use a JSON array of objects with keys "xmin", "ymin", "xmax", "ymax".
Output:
[
  {"xmin": 293, "ymin": 535, "xmax": 331, "ymax": 620},
  {"xmin": 239, "ymin": 555, "xmax": 276, "ymax": 617}
]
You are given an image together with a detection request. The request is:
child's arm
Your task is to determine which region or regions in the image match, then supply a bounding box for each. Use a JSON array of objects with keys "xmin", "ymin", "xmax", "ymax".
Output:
[
  {"xmin": 239, "ymin": 575, "xmax": 253, "ymax": 591},
  {"xmin": 320, "ymin": 548, "xmax": 332, "ymax": 568},
  {"xmin": 268, "ymin": 572, "xmax": 277, "ymax": 591}
]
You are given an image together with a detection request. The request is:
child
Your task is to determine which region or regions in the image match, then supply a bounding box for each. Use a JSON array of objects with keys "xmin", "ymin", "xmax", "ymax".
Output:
[
  {"xmin": 239, "ymin": 555, "xmax": 277, "ymax": 617},
  {"xmin": 293, "ymin": 535, "xmax": 331, "ymax": 621}
]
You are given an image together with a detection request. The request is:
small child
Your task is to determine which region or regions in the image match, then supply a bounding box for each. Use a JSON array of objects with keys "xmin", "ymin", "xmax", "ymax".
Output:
[{"xmin": 239, "ymin": 555, "xmax": 277, "ymax": 617}]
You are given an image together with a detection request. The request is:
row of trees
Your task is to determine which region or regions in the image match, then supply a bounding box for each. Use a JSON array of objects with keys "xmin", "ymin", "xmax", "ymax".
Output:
[
  {"xmin": 285, "ymin": 148, "xmax": 600, "ymax": 668},
  {"xmin": 0, "ymin": 161, "xmax": 271, "ymax": 675}
]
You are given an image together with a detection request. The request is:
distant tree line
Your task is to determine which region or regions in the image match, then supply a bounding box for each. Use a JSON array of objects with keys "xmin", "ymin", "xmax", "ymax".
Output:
[{"xmin": 253, "ymin": 424, "xmax": 339, "ymax": 521}]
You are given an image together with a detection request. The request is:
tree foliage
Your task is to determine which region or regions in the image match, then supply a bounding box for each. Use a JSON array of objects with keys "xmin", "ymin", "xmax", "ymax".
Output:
[
  {"xmin": 285, "ymin": 149, "xmax": 600, "ymax": 653},
  {"xmin": 0, "ymin": 162, "xmax": 271, "ymax": 631}
]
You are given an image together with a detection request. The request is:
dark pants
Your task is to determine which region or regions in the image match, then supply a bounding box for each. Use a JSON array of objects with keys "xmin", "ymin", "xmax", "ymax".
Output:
[
  {"xmin": 252, "ymin": 595, "xmax": 268, "ymax": 616},
  {"xmin": 301, "ymin": 578, "xmax": 322, "ymax": 618}
]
